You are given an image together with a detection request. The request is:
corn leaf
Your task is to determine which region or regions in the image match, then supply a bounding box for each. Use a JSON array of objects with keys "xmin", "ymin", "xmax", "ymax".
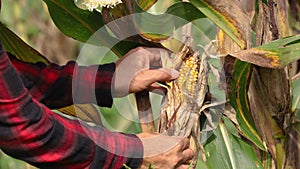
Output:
[
  {"xmin": 285, "ymin": 74, "xmax": 300, "ymax": 167},
  {"xmin": 101, "ymin": 1, "xmax": 199, "ymax": 45},
  {"xmin": 165, "ymin": 2, "xmax": 206, "ymax": 22},
  {"xmin": 0, "ymin": 22, "xmax": 49, "ymax": 64},
  {"xmin": 137, "ymin": 0, "xmax": 157, "ymax": 10},
  {"xmin": 43, "ymin": 0, "xmax": 141, "ymax": 57},
  {"xmin": 190, "ymin": 0, "xmax": 252, "ymax": 49},
  {"xmin": 132, "ymin": 1, "xmax": 206, "ymax": 42},
  {"xmin": 230, "ymin": 35, "xmax": 300, "ymax": 68},
  {"xmin": 248, "ymin": 67, "xmax": 286, "ymax": 161},
  {"xmin": 229, "ymin": 60, "xmax": 267, "ymax": 151},
  {"xmin": 58, "ymin": 104, "xmax": 102, "ymax": 125},
  {"xmin": 101, "ymin": 1, "xmax": 162, "ymax": 48},
  {"xmin": 197, "ymin": 117, "xmax": 263, "ymax": 169},
  {"xmin": 261, "ymin": 0, "xmax": 268, "ymax": 4},
  {"xmin": 43, "ymin": 0, "xmax": 106, "ymax": 42},
  {"xmin": 292, "ymin": 76, "xmax": 300, "ymax": 121}
]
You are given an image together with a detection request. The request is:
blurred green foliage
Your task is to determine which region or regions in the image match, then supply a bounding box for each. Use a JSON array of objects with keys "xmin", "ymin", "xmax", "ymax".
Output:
[
  {"xmin": 4, "ymin": 0, "xmax": 295, "ymax": 168},
  {"xmin": 0, "ymin": 0, "xmax": 79, "ymax": 64},
  {"xmin": 0, "ymin": 0, "xmax": 47, "ymax": 46},
  {"xmin": 0, "ymin": 1, "xmax": 173, "ymax": 168},
  {"xmin": 0, "ymin": 0, "xmax": 64, "ymax": 168},
  {"xmin": 0, "ymin": 151, "xmax": 34, "ymax": 169},
  {"xmin": 0, "ymin": 0, "xmax": 39, "ymax": 166}
]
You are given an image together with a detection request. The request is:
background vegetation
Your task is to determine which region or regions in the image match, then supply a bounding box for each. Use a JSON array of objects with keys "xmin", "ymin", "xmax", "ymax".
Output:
[
  {"xmin": 0, "ymin": 0, "xmax": 300, "ymax": 169},
  {"xmin": 0, "ymin": 0, "xmax": 76, "ymax": 168}
]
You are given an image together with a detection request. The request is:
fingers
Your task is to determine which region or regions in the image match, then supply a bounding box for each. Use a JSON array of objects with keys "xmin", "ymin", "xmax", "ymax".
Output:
[
  {"xmin": 130, "ymin": 47, "xmax": 172, "ymax": 69},
  {"xmin": 115, "ymin": 47, "xmax": 176, "ymax": 96},
  {"xmin": 177, "ymin": 164, "xmax": 195, "ymax": 169},
  {"xmin": 130, "ymin": 68, "xmax": 178, "ymax": 93},
  {"xmin": 145, "ymin": 68, "xmax": 179, "ymax": 84},
  {"xmin": 179, "ymin": 137, "xmax": 191, "ymax": 151},
  {"xmin": 137, "ymin": 134, "xmax": 195, "ymax": 169},
  {"xmin": 123, "ymin": 47, "xmax": 170, "ymax": 69},
  {"xmin": 181, "ymin": 148, "xmax": 195, "ymax": 164},
  {"xmin": 176, "ymin": 138, "xmax": 195, "ymax": 168},
  {"xmin": 147, "ymin": 48, "xmax": 171, "ymax": 68}
]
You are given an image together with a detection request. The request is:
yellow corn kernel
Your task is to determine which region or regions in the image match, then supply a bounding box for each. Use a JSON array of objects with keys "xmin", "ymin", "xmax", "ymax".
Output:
[{"xmin": 177, "ymin": 53, "xmax": 200, "ymax": 98}]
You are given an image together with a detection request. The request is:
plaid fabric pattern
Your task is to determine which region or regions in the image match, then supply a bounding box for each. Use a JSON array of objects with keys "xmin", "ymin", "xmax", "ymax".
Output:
[
  {"xmin": 10, "ymin": 54, "xmax": 114, "ymax": 109},
  {"xmin": 0, "ymin": 43, "xmax": 143, "ymax": 169}
]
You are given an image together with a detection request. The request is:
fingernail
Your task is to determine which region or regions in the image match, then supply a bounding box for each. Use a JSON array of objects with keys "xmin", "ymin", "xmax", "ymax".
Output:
[{"xmin": 171, "ymin": 69, "xmax": 179, "ymax": 79}]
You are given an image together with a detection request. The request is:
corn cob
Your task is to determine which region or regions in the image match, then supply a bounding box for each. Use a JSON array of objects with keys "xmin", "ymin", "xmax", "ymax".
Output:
[
  {"xmin": 159, "ymin": 44, "xmax": 204, "ymax": 166},
  {"xmin": 177, "ymin": 53, "xmax": 200, "ymax": 98},
  {"xmin": 158, "ymin": 42, "xmax": 224, "ymax": 167}
]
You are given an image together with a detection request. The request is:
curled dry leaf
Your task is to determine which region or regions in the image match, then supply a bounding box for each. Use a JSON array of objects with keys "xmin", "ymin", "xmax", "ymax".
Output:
[{"xmin": 58, "ymin": 104, "xmax": 102, "ymax": 125}]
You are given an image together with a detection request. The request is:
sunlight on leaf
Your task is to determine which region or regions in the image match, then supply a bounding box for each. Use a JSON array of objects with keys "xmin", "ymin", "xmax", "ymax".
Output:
[
  {"xmin": 230, "ymin": 35, "xmax": 300, "ymax": 68},
  {"xmin": 190, "ymin": 0, "xmax": 251, "ymax": 49},
  {"xmin": 58, "ymin": 104, "xmax": 102, "ymax": 125},
  {"xmin": 132, "ymin": 1, "xmax": 206, "ymax": 42},
  {"xmin": 137, "ymin": 0, "xmax": 157, "ymax": 10}
]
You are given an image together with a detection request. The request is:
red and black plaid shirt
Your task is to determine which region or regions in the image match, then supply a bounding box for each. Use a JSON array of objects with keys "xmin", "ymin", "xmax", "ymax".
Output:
[
  {"xmin": 0, "ymin": 43, "xmax": 143, "ymax": 169},
  {"xmin": 10, "ymin": 53, "xmax": 114, "ymax": 109}
]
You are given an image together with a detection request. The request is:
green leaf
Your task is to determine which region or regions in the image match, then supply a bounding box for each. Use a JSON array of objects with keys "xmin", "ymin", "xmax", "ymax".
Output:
[
  {"xmin": 132, "ymin": 1, "xmax": 206, "ymax": 42},
  {"xmin": 0, "ymin": 22, "xmax": 49, "ymax": 64},
  {"xmin": 137, "ymin": 0, "xmax": 158, "ymax": 10},
  {"xmin": 100, "ymin": 1, "xmax": 160, "ymax": 48},
  {"xmin": 292, "ymin": 76, "xmax": 300, "ymax": 121},
  {"xmin": 198, "ymin": 117, "xmax": 264, "ymax": 169},
  {"xmin": 261, "ymin": 0, "xmax": 268, "ymax": 5},
  {"xmin": 230, "ymin": 35, "xmax": 300, "ymax": 68},
  {"xmin": 43, "ymin": 0, "xmax": 104, "ymax": 42},
  {"xmin": 229, "ymin": 60, "xmax": 267, "ymax": 151},
  {"xmin": 43, "ymin": 0, "xmax": 140, "ymax": 57},
  {"xmin": 190, "ymin": 0, "xmax": 252, "ymax": 49},
  {"xmin": 165, "ymin": 2, "xmax": 206, "ymax": 22}
]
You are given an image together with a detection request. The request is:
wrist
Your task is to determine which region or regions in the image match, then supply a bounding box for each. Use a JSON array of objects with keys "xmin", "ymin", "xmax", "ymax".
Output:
[{"xmin": 94, "ymin": 63, "xmax": 115, "ymax": 107}]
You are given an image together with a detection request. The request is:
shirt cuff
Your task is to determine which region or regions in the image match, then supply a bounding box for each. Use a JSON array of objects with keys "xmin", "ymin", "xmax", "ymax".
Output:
[
  {"xmin": 90, "ymin": 132, "xmax": 143, "ymax": 169},
  {"xmin": 122, "ymin": 133, "xmax": 144, "ymax": 168},
  {"xmin": 95, "ymin": 63, "xmax": 115, "ymax": 107},
  {"xmin": 0, "ymin": 41, "xmax": 4, "ymax": 59}
]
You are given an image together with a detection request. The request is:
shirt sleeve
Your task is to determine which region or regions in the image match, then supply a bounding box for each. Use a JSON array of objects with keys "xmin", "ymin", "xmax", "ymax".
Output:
[
  {"xmin": 9, "ymin": 54, "xmax": 115, "ymax": 109},
  {"xmin": 0, "ymin": 45, "xmax": 143, "ymax": 169}
]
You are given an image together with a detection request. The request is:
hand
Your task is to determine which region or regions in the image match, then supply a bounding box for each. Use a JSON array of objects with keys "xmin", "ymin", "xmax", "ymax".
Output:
[
  {"xmin": 113, "ymin": 47, "xmax": 178, "ymax": 97},
  {"xmin": 136, "ymin": 133, "xmax": 194, "ymax": 169}
]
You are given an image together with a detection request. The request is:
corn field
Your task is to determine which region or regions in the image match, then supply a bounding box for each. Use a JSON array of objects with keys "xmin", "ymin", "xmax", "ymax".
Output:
[{"xmin": 1, "ymin": 0, "xmax": 300, "ymax": 169}]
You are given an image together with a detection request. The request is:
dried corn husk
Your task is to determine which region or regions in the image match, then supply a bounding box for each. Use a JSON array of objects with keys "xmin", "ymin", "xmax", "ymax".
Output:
[{"xmin": 158, "ymin": 42, "xmax": 225, "ymax": 165}]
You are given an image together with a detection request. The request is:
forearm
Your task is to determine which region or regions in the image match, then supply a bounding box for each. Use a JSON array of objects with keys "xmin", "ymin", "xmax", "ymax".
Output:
[
  {"xmin": 0, "ymin": 48, "xmax": 143, "ymax": 168},
  {"xmin": 10, "ymin": 54, "xmax": 115, "ymax": 109},
  {"xmin": 0, "ymin": 99, "xmax": 143, "ymax": 169},
  {"xmin": 39, "ymin": 61, "xmax": 115, "ymax": 109}
]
